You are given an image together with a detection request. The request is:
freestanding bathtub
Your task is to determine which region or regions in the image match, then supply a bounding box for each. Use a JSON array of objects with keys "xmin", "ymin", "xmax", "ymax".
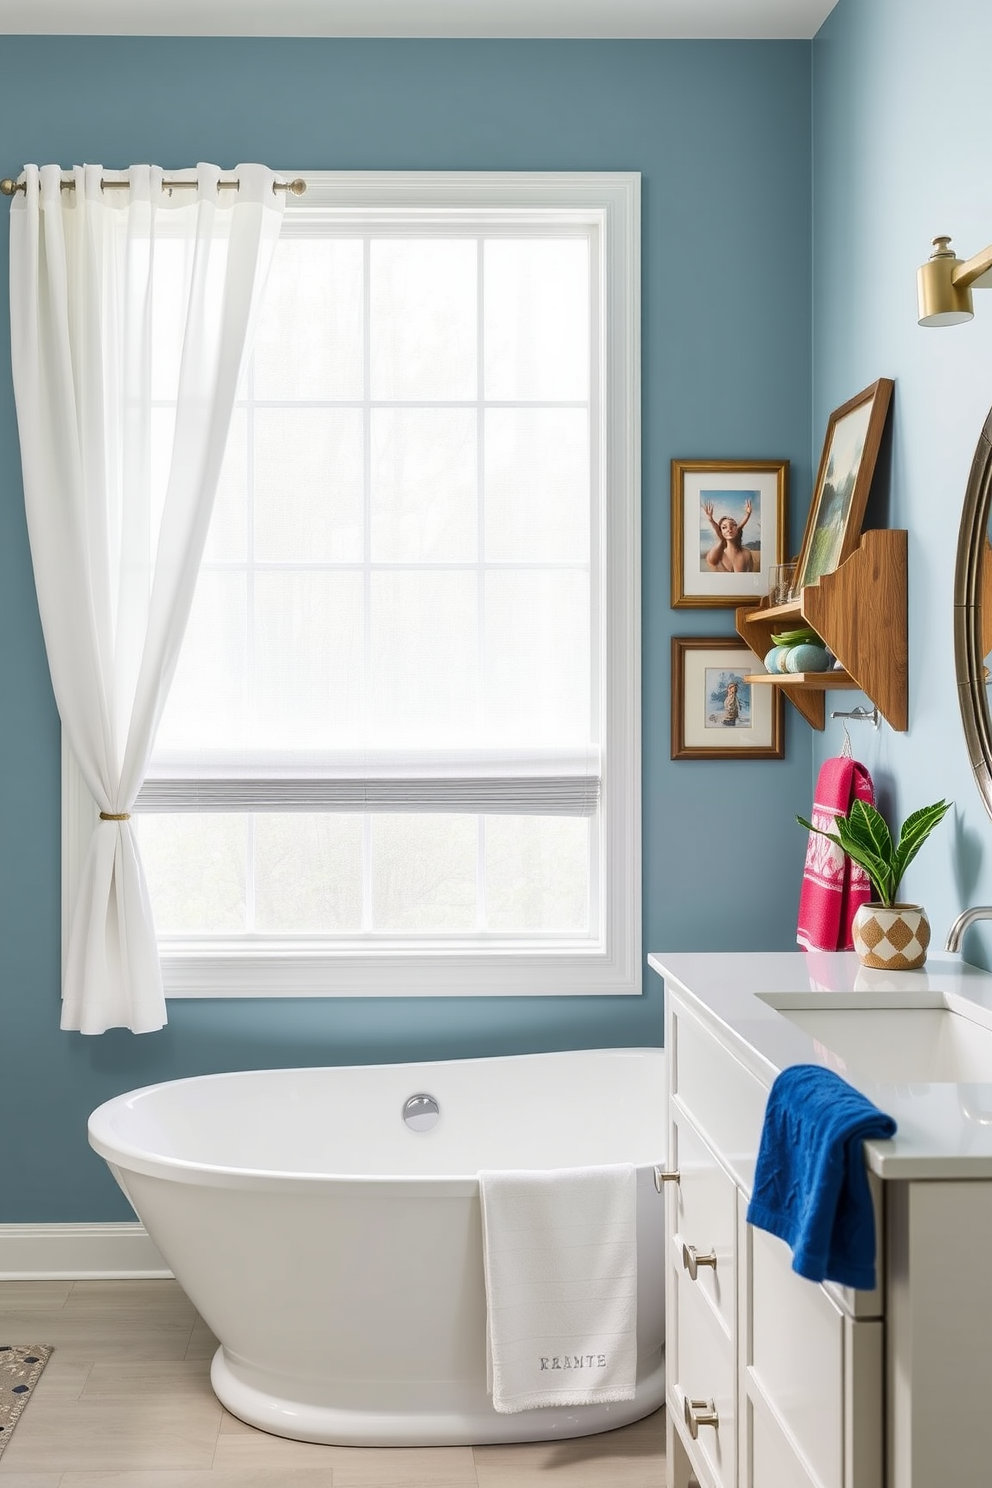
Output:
[{"xmin": 88, "ymin": 1047, "xmax": 666, "ymax": 1446}]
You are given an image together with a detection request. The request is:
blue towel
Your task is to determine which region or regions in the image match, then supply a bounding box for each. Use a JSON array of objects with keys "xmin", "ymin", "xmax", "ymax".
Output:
[{"xmin": 745, "ymin": 1064, "xmax": 896, "ymax": 1290}]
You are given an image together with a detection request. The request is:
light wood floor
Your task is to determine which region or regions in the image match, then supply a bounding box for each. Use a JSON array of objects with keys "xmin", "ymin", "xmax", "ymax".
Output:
[{"xmin": 0, "ymin": 1279, "xmax": 665, "ymax": 1485}]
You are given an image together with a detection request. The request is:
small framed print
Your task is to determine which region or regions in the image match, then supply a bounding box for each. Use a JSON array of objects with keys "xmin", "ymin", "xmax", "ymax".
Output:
[
  {"xmin": 671, "ymin": 637, "xmax": 784, "ymax": 760},
  {"xmin": 671, "ymin": 459, "xmax": 788, "ymax": 609}
]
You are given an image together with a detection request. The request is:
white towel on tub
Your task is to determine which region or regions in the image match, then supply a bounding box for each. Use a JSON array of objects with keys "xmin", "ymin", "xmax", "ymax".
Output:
[{"xmin": 478, "ymin": 1163, "xmax": 638, "ymax": 1413}]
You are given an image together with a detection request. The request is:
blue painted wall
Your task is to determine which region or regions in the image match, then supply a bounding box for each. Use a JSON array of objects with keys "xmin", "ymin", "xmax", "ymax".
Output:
[
  {"xmin": 811, "ymin": 2, "xmax": 992, "ymax": 953},
  {"xmin": 0, "ymin": 38, "xmax": 813, "ymax": 1220}
]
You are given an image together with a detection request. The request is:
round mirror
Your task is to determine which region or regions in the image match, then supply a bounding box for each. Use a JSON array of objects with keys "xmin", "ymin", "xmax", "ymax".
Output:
[{"xmin": 955, "ymin": 404, "xmax": 992, "ymax": 821}]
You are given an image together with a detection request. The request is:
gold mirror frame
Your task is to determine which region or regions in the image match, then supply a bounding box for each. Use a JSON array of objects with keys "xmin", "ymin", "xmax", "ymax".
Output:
[{"xmin": 955, "ymin": 404, "xmax": 992, "ymax": 822}]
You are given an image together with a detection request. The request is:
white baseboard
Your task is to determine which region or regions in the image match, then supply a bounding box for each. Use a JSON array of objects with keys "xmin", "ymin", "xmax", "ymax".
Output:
[{"xmin": 0, "ymin": 1223, "xmax": 174, "ymax": 1280}]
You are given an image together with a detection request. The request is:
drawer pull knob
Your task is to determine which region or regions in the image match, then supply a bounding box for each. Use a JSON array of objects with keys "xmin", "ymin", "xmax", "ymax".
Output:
[
  {"xmin": 684, "ymin": 1396, "xmax": 719, "ymax": 1439},
  {"xmin": 682, "ymin": 1242, "xmax": 717, "ymax": 1280},
  {"xmin": 653, "ymin": 1166, "xmax": 680, "ymax": 1190}
]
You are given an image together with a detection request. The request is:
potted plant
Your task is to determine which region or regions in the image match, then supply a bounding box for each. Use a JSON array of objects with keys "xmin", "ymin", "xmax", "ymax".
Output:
[{"xmin": 797, "ymin": 797, "xmax": 952, "ymax": 969}]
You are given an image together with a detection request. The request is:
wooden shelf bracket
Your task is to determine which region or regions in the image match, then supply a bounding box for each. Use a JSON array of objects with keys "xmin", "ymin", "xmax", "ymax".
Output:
[{"xmin": 735, "ymin": 529, "xmax": 908, "ymax": 731}]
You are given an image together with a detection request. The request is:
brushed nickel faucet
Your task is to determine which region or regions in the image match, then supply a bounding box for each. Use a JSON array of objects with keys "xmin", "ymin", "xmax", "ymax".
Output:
[{"xmin": 946, "ymin": 906, "xmax": 992, "ymax": 951}]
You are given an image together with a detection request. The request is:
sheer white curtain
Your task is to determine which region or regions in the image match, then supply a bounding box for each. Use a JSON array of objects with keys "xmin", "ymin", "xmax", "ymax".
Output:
[{"xmin": 9, "ymin": 162, "xmax": 285, "ymax": 1033}]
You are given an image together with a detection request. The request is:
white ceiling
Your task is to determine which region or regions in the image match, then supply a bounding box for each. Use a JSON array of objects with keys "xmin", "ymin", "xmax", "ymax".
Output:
[{"xmin": 0, "ymin": 0, "xmax": 840, "ymax": 39}]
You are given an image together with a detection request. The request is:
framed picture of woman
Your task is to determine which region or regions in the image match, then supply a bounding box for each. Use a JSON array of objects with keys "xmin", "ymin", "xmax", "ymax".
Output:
[{"xmin": 671, "ymin": 459, "xmax": 788, "ymax": 608}]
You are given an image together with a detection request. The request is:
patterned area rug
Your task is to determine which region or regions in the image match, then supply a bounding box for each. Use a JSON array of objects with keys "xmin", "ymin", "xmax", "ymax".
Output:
[{"xmin": 0, "ymin": 1345, "xmax": 53, "ymax": 1460}]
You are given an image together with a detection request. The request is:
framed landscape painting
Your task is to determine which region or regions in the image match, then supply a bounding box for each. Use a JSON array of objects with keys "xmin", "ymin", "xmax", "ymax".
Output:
[
  {"xmin": 671, "ymin": 638, "xmax": 784, "ymax": 760},
  {"xmin": 794, "ymin": 379, "xmax": 894, "ymax": 594},
  {"xmin": 670, "ymin": 459, "xmax": 788, "ymax": 609}
]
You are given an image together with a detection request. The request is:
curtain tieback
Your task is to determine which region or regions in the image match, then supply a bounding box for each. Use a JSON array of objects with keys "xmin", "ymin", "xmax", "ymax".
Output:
[{"xmin": 99, "ymin": 811, "xmax": 131, "ymax": 821}]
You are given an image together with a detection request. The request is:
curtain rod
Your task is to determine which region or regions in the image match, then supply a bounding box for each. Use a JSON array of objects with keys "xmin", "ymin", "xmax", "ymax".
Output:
[{"xmin": 0, "ymin": 175, "xmax": 307, "ymax": 199}]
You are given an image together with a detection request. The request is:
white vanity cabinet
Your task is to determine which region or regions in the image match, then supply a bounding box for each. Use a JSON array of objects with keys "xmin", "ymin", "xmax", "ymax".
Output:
[
  {"xmin": 665, "ymin": 985, "xmax": 883, "ymax": 1488},
  {"xmin": 653, "ymin": 950, "xmax": 992, "ymax": 1488}
]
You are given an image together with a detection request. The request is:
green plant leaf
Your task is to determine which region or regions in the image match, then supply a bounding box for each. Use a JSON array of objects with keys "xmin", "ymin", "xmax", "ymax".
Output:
[
  {"xmin": 892, "ymin": 799, "xmax": 951, "ymax": 893},
  {"xmin": 843, "ymin": 800, "xmax": 894, "ymax": 865},
  {"xmin": 834, "ymin": 804, "xmax": 896, "ymax": 902},
  {"xmin": 797, "ymin": 797, "xmax": 952, "ymax": 909},
  {"xmin": 796, "ymin": 814, "xmax": 848, "ymax": 856},
  {"xmin": 833, "ymin": 830, "xmax": 894, "ymax": 901},
  {"xmin": 797, "ymin": 812, "xmax": 893, "ymax": 903},
  {"xmin": 797, "ymin": 813, "xmax": 834, "ymax": 840}
]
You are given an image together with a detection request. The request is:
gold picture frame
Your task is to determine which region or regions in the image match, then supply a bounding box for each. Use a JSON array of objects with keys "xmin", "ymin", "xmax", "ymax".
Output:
[
  {"xmin": 671, "ymin": 637, "xmax": 784, "ymax": 760},
  {"xmin": 670, "ymin": 459, "xmax": 788, "ymax": 609}
]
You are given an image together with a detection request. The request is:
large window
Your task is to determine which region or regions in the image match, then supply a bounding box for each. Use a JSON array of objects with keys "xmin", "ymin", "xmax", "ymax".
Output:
[{"xmin": 63, "ymin": 173, "xmax": 640, "ymax": 996}]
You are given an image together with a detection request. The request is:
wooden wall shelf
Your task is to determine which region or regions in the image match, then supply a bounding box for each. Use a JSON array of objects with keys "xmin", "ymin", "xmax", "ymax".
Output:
[{"xmin": 735, "ymin": 528, "xmax": 908, "ymax": 731}]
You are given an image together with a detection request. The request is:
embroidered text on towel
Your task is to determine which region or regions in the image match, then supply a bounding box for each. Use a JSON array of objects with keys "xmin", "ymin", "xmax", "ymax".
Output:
[{"xmin": 478, "ymin": 1163, "xmax": 638, "ymax": 1413}]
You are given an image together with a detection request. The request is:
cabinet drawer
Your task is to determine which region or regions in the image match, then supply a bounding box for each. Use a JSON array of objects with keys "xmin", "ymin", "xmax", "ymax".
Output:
[
  {"xmin": 672, "ymin": 1114, "xmax": 736, "ymax": 1342},
  {"xmin": 748, "ymin": 1225, "xmax": 844, "ymax": 1488},
  {"xmin": 671, "ymin": 999, "xmax": 768, "ymax": 1192},
  {"xmin": 747, "ymin": 1395, "xmax": 818, "ymax": 1488},
  {"xmin": 672, "ymin": 1264, "xmax": 736, "ymax": 1488},
  {"xmin": 745, "ymin": 1223, "xmax": 882, "ymax": 1488}
]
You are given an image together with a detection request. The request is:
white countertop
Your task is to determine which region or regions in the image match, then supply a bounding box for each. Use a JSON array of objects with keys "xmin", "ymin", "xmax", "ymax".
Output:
[{"xmin": 648, "ymin": 949, "xmax": 992, "ymax": 1178}]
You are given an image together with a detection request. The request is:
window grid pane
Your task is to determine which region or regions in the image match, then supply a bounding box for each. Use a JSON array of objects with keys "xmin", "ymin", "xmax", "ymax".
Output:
[
  {"xmin": 150, "ymin": 222, "xmax": 597, "ymax": 945},
  {"xmin": 139, "ymin": 811, "xmax": 591, "ymax": 941}
]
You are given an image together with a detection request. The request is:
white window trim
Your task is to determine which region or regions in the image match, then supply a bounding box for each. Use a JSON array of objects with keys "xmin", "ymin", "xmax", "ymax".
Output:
[{"xmin": 62, "ymin": 170, "xmax": 641, "ymax": 998}]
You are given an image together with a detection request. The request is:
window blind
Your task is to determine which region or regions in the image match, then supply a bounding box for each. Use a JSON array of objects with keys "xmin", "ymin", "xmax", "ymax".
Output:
[{"xmin": 137, "ymin": 748, "xmax": 601, "ymax": 815}]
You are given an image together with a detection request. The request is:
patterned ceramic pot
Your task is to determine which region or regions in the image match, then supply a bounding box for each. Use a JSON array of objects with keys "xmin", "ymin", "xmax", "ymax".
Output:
[{"xmin": 851, "ymin": 903, "xmax": 931, "ymax": 970}]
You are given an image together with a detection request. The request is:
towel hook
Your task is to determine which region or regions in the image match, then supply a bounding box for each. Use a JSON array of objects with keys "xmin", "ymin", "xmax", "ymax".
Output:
[{"xmin": 830, "ymin": 704, "xmax": 880, "ymax": 735}]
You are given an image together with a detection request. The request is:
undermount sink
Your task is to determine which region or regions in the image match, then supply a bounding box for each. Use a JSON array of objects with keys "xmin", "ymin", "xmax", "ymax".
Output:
[{"xmin": 757, "ymin": 994, "xmax": 992, "ymax": 1083}]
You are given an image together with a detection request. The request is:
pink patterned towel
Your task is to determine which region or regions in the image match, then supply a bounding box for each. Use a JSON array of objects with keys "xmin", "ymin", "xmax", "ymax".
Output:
[{"xmin": 797, "ymin": 757, "xmax": 875, "ymax": 952}]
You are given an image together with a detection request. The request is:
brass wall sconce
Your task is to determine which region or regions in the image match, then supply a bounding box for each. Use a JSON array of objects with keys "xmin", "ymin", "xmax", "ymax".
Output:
[{"xmin": 917, "ymin": 236, "xmax": 992, "ymax": 326}]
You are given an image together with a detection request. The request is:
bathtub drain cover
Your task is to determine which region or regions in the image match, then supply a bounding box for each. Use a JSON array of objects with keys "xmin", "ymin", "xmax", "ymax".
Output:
[{"xmin": 403, "ymin": 1094, "xmax": 440, "ymax": 1131}]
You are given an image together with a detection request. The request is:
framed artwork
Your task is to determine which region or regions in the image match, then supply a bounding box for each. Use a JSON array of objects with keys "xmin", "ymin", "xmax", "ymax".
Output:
[
  {"xmin": 670, "ymin": 459, "xmax": 788, "ymax": 609},
  {"xmin": 794, "ymin": 378, "xmax": 894, "ymax": 594},
  {"xmin": 671, "ymin": 637, "xmax": 784, "ymax": 760}
]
